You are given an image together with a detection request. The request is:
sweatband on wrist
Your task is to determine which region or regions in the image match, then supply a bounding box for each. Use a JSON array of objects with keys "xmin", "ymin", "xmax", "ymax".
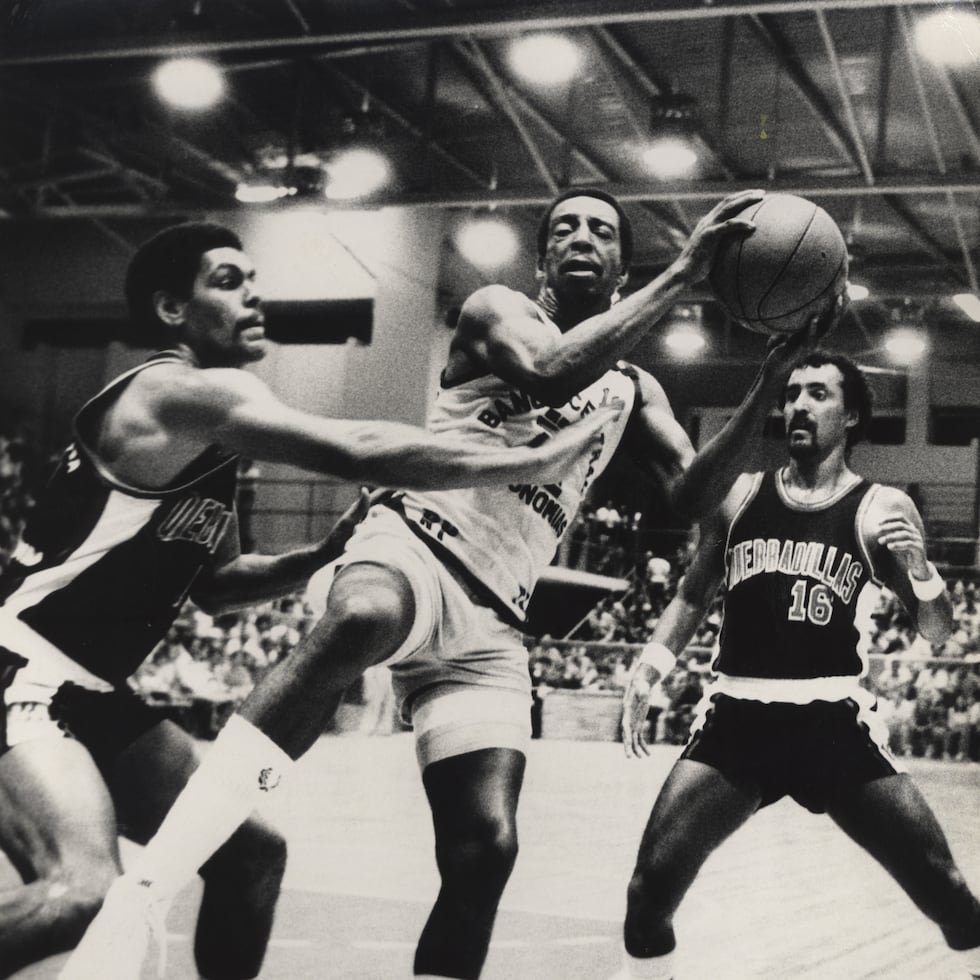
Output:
[
  {"xmin": 636, "ymin": 641, "xmax": 677, "ymax": 678},
  {"xmin": 909, "ymin": 562, "xmax": 944, "ymax": 602}
]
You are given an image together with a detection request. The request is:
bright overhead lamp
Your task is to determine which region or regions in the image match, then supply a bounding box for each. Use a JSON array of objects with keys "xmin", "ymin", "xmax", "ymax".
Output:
[
  {"xmin": 665, "ymin": 327, "xmax": 706, "ymax": 357},
  {"xmin": 914, "ymin": 9, "xmax": 980, "ymax": 67},
  {"xmin": 235, "ymin": 183, "xmax": 295, "ymax": 204},
  {"xmin": 884, "ymin": 329, "xmax": 927, "ymax": 364},
  {"xmin": 323, "ymin": 149, "xmax": 391, "ymax": 200},
  {"xmin": 508, "ymin": 34, "xmax": 583, "ymax": 86},
  {"xmin": 953, "ymin": 293, "xmax": 980, "ymax": 323},
  {"xmin": 456, "ymin": 217, "xmax": 519, "ymax": 269},
  {"xmin": 642, "ymin": 138, "xmax": 698, "ymax": 178},
  {"xmin": 846, "ymin": 282, "xmax": 870, "ymax": 301},
  {"xmin": 153, "ymin": 58, "xmax": 225, "ymax": 110}
]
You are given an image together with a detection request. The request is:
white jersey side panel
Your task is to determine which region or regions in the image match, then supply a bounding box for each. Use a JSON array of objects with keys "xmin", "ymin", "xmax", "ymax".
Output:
[{"xmin": 393, "ymin": 362, "xmax": 639, "ymax": 623}]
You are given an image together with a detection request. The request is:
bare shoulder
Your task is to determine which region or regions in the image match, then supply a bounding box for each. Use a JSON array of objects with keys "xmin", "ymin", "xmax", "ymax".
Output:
[
  {"xmin": 457, "ymin": 284, "xmax": 538, "ymax": 336},
  {"xmin": 721, "ymin": 471, "xmax": 757, "ymax": 522},
  {"xmin": 134, "ymin": 362, "xmax": 271, "ymax": 411}
]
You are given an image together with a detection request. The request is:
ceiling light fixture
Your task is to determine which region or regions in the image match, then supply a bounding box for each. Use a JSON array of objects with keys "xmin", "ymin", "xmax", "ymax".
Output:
[
  {"xmin": 645, "ymin": 93, "xmax": 700, "ymax": 178},
  {"xmin": 643, "ymin": 138, "xmax": 699, "ymax": 178},
  {"xmin": 323, "ymin": 149, "xmax": 391, "ymax": 200},
  {"xmin": 846, "ymin": 283, "xmax": 870, "ymax": 301},
  {"xmin": 456, "ymin": 217, "xmax": 519, "ymax": 269},
  {"xmin": 884, "ymin": 329, "xmax": 927, "ymax": 364},
  {"xmin": 665, "ymin": 326, "xmax": 706, "ymax": 357},
  {"xmin": 153, "ymin": 58, "xmax": 225, "ymax": 110},
  {"xmin": 953, "ymin": 293, "xmax": 980, "ymax": 323},
  {"xmin": 508, "ymin": 34, "xmax": 583, "ymax": 85},
  {"xmin": 235, "ymin": 183, "xmax": 294, "ymax": 204},
  {"xmin": 914, "ymin": 9, "xmax": 980, "ymax": 67}
]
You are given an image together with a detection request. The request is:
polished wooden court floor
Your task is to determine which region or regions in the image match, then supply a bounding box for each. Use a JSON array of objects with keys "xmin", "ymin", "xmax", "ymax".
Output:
[{"xmin": 13, "ymin": 734, "xmax": 980, "ymax": 980}]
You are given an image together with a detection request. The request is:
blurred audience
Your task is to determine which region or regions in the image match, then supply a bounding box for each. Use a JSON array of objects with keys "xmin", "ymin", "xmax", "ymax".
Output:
[{"xmin": 2, "ymin": 458, "xmax": 978, "ymax": 753}]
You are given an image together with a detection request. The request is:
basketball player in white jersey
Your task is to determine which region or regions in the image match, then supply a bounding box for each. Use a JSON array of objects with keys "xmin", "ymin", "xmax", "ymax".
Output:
[
  {"xmin": 63, "ymin": 188, "xmax": 831, "ymax": 980},
  {"xmin": 615, "ymin": 351, "xmax": 980, "ymax": 980},
  {"xmin": 0, "ymin": 220, "xmax": 617, "ymax": 979}
]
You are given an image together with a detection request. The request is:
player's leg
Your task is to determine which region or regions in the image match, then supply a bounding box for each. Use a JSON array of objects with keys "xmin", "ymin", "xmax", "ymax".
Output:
[
  {"xmin": 415, "ymin": 746, "xmax": 525, "ymax": 980},
  {"xmin": 828, "ymin": 774, "xmax": 980, "ymax": 969},
  {"xmin": 239, "ymin": 561, "xmax": 416, "ymax": 754},
  {"xmin": 0, "ymin": 729, "xmax": 121, "ymax": 977},
  {"xmin": 620, "ymin": 759, "xmax": 760, "ymax": 976},
  {"xmin": 61, "ymin": 558, "xmax": 422, "ymax": 979},
  {"xmin": 108, "ymin": 718, "xmax": 287, "ymax": 980}
]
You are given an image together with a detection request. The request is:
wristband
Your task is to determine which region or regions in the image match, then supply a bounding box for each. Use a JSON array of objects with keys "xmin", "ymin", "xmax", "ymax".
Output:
[
  {"xmin": 636, "ymin": 641, "xmax": 677, "ymax": 678},
  {"xmin": 909, "ymin": 562, "xmax": 944, "ymax": 602}
]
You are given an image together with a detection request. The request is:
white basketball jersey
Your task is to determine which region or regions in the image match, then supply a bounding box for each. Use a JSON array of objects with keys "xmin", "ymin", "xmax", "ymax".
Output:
[{"xmin": 390, "ymin": 357, "xmax": 640, "ymax": 625}]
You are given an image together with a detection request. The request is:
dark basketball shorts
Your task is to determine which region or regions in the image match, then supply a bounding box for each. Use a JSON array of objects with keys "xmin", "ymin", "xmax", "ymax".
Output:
[
  {"xmin": 681, "ymin": 691, "xmax": 902, "ymax": 814},
  {"xmin": 2, "ymin": 675, "xmax": 169, "ymax": 778}
]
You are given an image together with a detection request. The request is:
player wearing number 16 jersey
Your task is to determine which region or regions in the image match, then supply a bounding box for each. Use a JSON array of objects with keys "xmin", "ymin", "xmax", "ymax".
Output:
[{"xmin": 615, "ymin": 350, "xmax": 980, "ymax": 980}]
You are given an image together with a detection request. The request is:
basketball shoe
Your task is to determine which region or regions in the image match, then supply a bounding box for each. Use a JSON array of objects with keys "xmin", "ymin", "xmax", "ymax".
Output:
[{"xmin": 58, "ymin": 873, "xmax": 169, "ymax": 980}]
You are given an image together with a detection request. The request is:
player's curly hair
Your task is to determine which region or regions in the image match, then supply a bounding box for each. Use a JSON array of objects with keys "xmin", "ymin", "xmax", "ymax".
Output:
[
  {"xmin": 784, "ymin": 349, "xmax": 873, "ymax": 449},
  {"xmin": 536, "ymin": 187, "xmax": 633, "ymax": 272},
  {"xmin": 125, "ymin": 222, "xmax": 243, "ymax": 332}
]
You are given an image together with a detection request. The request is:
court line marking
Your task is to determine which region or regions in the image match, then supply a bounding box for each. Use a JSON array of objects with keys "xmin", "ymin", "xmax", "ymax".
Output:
[{"xmin": 353, "ymin": 936, "xmax": 614, "ymax": 951}]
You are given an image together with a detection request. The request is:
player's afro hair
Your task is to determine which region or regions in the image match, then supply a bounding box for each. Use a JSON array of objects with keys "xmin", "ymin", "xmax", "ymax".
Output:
[{"xmin": 125, "ymin": 222, "xmax": 243, "ymax": 331}]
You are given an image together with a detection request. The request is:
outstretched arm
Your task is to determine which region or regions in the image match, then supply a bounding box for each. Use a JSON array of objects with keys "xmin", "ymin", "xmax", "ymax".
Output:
[
  {"xmin": 865, "ymin": 486, "xmax": 954, "ymax": 644},
  {"xmin": 672, "ymin": 296, "xmax": 847, "ymax": 520},
  {"xmin": 454, "ymin": 190, "xmax": 764, "ymax": 405},
  {"xmin": 150, "ymin": 367, "xmax": 616, "ymax": 491},
  {"xmin": 191, "ymin": 489, "xmax": 376, "ymax": 613},
  {"xmin": 621, "ymin": 490, "xmax": 737, "ymax": 758}
]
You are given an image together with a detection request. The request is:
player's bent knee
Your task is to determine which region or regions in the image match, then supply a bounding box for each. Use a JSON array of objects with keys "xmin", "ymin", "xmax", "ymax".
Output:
[
  {"xmin": 330, "ymin": 585, "xmax": 413, "ymax": 649},
  {"xmin": 439, "ymin": 817, "xmax": 518, "ymax": 887}
]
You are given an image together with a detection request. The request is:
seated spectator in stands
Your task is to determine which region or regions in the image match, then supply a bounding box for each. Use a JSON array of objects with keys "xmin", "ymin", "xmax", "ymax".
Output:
[
  {"xmin": 175, "ymin": 635, "xmax": 232, "ymax": 702},
  {"xmin": 661, "ymin": 668, "xmax": 703, "ymax": 745},
  {"xmin": 946, "ymin": 694, "xmax": 971, "ymax": 761},
  {"xmin": 887, "ymin": 687, "xmax": 917, "ymax": 757},
  {"xmin": 131, "ymin": 638, "xmax": 186, "ymax": 702},
  {"xmin": 644, "ymin": 552, "xmax": 672, "ymax": 606},
  {"xmin": 877, "ymin": 657, "xmax": 914, "ymax": 699},
  {"xmin": 968, "ymin": 692, "xmax": 980, "ymax": 762},
  {"xmin": 215, "ymin": 648, "xmax": 258, "ymax": 704}
]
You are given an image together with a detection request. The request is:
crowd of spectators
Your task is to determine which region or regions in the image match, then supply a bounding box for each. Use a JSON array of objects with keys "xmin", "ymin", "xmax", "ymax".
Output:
[
  {"xmin": 0, "ymin": 427, "xmax": 38, "ymax": 574},
  {"xmin": 2, "ymin": 452, "xmax": 979, "ymax": 755}
]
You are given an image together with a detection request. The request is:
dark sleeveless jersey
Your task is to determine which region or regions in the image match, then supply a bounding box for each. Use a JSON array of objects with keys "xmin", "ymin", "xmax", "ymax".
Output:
[
  {"xmin": 0, "ymin": 351, "xmax": 238, "ymax": 686},
  {"xmin": 716, "ymin": 470, "xmax": 881, "ymax": 680}
]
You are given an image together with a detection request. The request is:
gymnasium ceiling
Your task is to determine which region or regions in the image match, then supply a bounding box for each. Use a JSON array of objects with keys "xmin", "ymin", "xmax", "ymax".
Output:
[{"xmin": 1, "ymin": 0, "xmax": 980, "ymax": 362}]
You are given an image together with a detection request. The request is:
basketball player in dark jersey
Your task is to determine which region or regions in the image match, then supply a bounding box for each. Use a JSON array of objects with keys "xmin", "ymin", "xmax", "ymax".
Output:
[
  {"xmin": 63, "ymin": 189, "xmax": 843, "ymax": 980},
  {"xmin": 0, "ymin": 221, "xmax": 620, "ymax": 979},
  {"xmin": 615, "ymin": 351, "xmax": 980, "ymax": 980}
]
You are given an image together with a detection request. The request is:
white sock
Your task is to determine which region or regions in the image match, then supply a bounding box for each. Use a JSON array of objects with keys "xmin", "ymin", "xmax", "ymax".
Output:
[
  {"xmin": 621, "ymin": 949, "xmax": 675, "ymax": 979},
  {"xmin": 957, "ymin": 943, "xmax": 980, "ymax": 977},
  {"xmin": 128, "ymin": 714, "xmax": 293, "ymax": 898}
]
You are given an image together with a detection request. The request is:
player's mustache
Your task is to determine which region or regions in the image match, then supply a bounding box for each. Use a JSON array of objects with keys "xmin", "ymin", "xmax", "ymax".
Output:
[{"xmin": 789, "ymin": 412, "xmax": 815, "ymax": 432}]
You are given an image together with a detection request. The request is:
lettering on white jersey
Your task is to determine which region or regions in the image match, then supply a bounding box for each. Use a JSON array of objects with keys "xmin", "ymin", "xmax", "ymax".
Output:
[
  {"xmin": 65, "ymin": 443, "xmax": 81, "ymax": 474},
  {"xmin": 157, "ymin": 494, "xmax": 232, "ymax": 552},
  {"xmin": 507, "ymin": 482, "xmax": 569, "ymax": 537},
  {"xmin": 727, "ymin": 537, "xmax": 864, "ymax": 604},
  {"xmin": 476, "ymin": 386, "xmax": 606, "ymax": 432}
]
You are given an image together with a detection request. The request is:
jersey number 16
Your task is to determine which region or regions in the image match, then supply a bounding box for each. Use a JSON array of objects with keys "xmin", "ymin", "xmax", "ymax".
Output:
[{"xmin": 788, "ymin": 580, "xmax": 833, "ymax": 626}]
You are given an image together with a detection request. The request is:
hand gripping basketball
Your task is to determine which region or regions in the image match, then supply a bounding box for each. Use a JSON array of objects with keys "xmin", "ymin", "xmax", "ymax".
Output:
[
  {"xmin": 673, "ymin": 189, "xmax": 766, "ymax": 283},
  {"xmin": 761, "ymin": 289, "xmax": 848, "ymax": 379}
]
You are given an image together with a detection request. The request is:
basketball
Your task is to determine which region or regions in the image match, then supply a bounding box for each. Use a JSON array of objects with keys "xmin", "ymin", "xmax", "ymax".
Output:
[{"xmin": 708, "ymin": 193, "xmax": 848, "ymax": 335}]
